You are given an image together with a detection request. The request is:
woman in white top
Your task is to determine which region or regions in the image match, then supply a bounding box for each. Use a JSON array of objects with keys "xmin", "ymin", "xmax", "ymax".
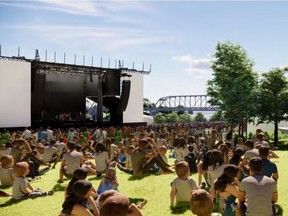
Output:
[
  {"xmin": 207, "ymin": 149, "xmax": 227, "ymax": 186},
  {"xmin": 94, "ymin": 143, "xmax": 109, "ymax": 177}
]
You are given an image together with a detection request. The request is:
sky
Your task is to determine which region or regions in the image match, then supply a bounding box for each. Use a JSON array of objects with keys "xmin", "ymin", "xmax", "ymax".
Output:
[{"xmin": 1, "ymin": 0, "xmax": 288, "ymax": 104}]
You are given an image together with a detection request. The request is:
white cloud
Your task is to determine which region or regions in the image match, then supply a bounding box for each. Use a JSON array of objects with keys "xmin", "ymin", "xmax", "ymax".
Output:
[
  {"xmin": 0, "ymin": 0, "xmax": 150, "ymax": 18},
  {"xmin": 0, "ymin": 1, "xmax": 102, "ymax": 16},
  {"xmin": 172, "ymin": 54, "xmax": 211, "ymax": 75},
  {"xmin": 0, "ymin": 24, "xmax": 165, "ymax": 50}
]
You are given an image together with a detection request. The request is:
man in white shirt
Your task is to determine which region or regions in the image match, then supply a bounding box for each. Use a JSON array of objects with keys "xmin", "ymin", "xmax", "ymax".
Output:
[{"xmin": 22, "ymin": 128, "xmax": 32, "ymax": 139}]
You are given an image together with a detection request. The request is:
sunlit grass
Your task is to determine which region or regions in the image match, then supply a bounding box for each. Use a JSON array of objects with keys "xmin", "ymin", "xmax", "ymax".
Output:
[{"xmin": 0, "ymin": 151, "xmax": 287, "ymax": 216}]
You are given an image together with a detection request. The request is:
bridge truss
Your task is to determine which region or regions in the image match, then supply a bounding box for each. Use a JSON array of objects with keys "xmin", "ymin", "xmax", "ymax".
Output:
[{"xmin": 144, "ymin": 95, "xmax": 218, "ymax": 115}]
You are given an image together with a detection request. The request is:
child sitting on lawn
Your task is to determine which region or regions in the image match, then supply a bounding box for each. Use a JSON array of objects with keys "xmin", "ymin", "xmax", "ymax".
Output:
[
  {"xmin": 190, "ymin": 189, "xmax": 221, "ymax": 216},
  {"xmin": 65, "ymin": 167, "xmax": 98, "ymax": 200},
  {"xmin": 97, "ymin": 162, "xmax": 119, "ymax": 195},
  {"xmin": 0, "ymin": 155, "xmax": 14, "ymax": 186},
  {"xmin": 170, "ymin": 161, "xmax": 198, "ymax": 207},
  {"xmin": 99, "ymin": 190, "xmax": 145, "ymax": 216},
  {"xmin": 12, "ymin": 161, "xmax": 54, "ymax": 200}
]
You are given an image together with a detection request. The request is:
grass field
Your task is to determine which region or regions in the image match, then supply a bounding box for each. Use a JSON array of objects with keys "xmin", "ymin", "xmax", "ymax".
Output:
[{"xmin": 0, "ymin": 151, "xmax": 287, "ymax": 216}]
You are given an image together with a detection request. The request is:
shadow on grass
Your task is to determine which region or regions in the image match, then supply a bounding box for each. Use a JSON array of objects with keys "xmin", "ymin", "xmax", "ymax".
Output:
[
  {"xmin": 0, "ymin": 198, "xmax": 22, "ymax": 207},
  {"xmin": 53, "ymin": 184, "xmax": 66, "ymax": 192},
  {"xmin": 128, "ymin": 175, "xmax": 145, "ymax": 181},
  {"xmin": 0, "ymin": 185, "xmax": 11, "ymax": 190},
  {"xmin": 275, "ymin": 204, "xmax": 284, "ymax": 216},
  {"xmin": 170, "ymin": 203, "xmax": 190, "ymax": 214},
  {"xmin": 276, "ymin": 145, "xmax": 288, "ymax": 150},
  {"xmin": 129, "ymin": 197, "xmax": 146, "ymax": 205},
  {"xmin": 88, "ymin": 176, "xmax": 102, "ymax": 181}
]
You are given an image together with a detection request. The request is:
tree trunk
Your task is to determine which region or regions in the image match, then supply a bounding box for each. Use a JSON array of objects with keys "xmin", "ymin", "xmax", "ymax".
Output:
[{"xmin": 274, "ymin": 120, "xmax": 278, "ymax": 146}]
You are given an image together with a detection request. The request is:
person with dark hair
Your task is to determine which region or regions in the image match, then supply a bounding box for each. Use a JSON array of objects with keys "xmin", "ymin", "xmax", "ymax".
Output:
[
  {"xmin": 207, "ymin": 149, "xmax": 227, "ymax": 186},
  {"xmin": 65, "ymin": 167, "xmax": 97, "ymax": 200},
  {"xmin": 211, "ymin": 165, "xmax": 241, "ymax": 216},
  {"xmin": 259, "ymin": 146, "xmax": 279, "ymax": 182},
  {"xmin": 10, "ymin": 138, "xmax": 49, "ymax": 178},
  {"xmin": 94, "ymin": 143, "xmax": 109, "ymax": 177},
  {"xmin": 42, "ymin": 139, "xmax": 60, "ymax": 168},
  {"xmin": 117, "ymin": 139, "xmax": 173, "ymax": 176},
  {"xmin": 58, "ymin": 142, "xmax": 84, "ymax": 183},
  {"xmin": 239, "ymin": 140, "xmax": 259, "ymax": 168},
  {"xmin": 60, "ymin": 179, "xmax": 99, "ymax": 216},
  {"xmin": 0, "ymin": 140, "xmax": 12, "ymax": 157},
  {"xmin": 235, "ymin": 137, "xmax": 245, "ymax": 151},
  {"xmin": 237, "ymin": 157, "xmax": 278, "ymax": 216},
  {"xmin": 218, "ymin": 143, "xmax": 229, "ymax": 164},
  {"xmin": 229, "ymin": 149, "xmax": 244, "ymax": 166},
  {"xmin": 197, "ymin": 150, "xmax": 211, "ymax": 186},
  {"xmin": 173, "ymin": 137, "xmax": 187, "ymax": 163},
  {"xmin": 184, "ymin": 145, "xmax": 198, "ymax": 174}
]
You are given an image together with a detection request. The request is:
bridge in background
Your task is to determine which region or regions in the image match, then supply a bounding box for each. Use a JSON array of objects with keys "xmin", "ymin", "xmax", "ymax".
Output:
[{"xmin": 144, "ymin": 95, "xmax": 219, "ymax": 116}]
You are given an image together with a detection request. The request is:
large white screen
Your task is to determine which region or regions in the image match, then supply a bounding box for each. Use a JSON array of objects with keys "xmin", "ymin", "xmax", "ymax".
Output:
[
  {"xmin": 0, "ymin": 60, "xmax": 31, "ymax": 128},
  {"xmin": 123, "ymin": 73, "xmax": 144, "ymax": 123}
]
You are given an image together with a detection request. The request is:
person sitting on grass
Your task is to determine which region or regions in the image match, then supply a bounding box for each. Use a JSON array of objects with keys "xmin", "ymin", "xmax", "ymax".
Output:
[
  {"xmin": 125, "ymin": 145, "xmax": 136, "ymax": 169},
  {"xmin": 98, "ymin": 190, "xmax": 147, "ymax": 211},
  {"xmin": 170, "ymin": 161, "xmax": 199, "ymax": 207},
  {"xmin": 0, "ymin": 155, "xmax": 14, "ymax": 186},
  {"xmin": 58, "ymin": 142, "xmax": 84, "ymax": 183},
  {"xmin": 210, "ymin": 164, "xmax": 241, "ymax": 216},
  {"xmin": 258, "ymin": 146, "xmax": 279, "ymax": 182},
  {"xmin": 184, "ymin": 145, "xmax": 198, "ymax": 175},
  {"xmin": 97, "ymin": 162, "xmax": 119, "ymax": 195},
  {"xmin": 237, "ymin": 157, "xmax": 278, "ymax": 216},
  {"xmin": 12, "ymin": 161, "xmax": 54, "ymax": 200},
  {"xmin": 0, "ymin": 189, "xmax": 11, "ymax": 197},
  {"xmin": 240, "ymin": 140, "xmax": 259, "ymax": 168},
  {"xmin": 99, "ymin": 190, "xmax": 145, "ymax": 216},
  {"xmin": 207, "ymin": 149, "xmax": 227, "ymax": 187},
  {"xmin": 117, "ymin": 139, "xmax": 174, "ymax": 177},
  {"xmin": 94, "ymin": 143, "xmax": 109, "ymax": 178},
  {"xmin": 197, "ymin": 150, "xmax": 211, "ymax": 187},
  {"xmin": 190, "ymin": 189, "xmax": 221, "ymax": 216},
  {"xmin": 65, "ymin": 167, "xmax": 98, "ymax": 200},
  {"xmin": 42, "ymin": 139, "xmax": 60, "ymax": 168},
  {"xmin": 61, "ymin": 179, "xmax": 99, "ymax": 216}
]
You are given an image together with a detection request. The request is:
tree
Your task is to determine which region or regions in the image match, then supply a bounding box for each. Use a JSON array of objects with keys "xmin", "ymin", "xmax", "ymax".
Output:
[
  {"xmin": 178, "ymin": 112, "xmax": 193, "ymax": 123},
  {"xmin": 166, "ymin": 112, "xmax": 178, "ymax": 123},
  {"xmin": 193, "ymin": 112, "xmax": 207, "ymax": 122},
  {"xmin": 256, "ymin": 68, "xmax": 288, "ymax": 146},
  {"xmin": 153, "ymin": 113, "xmax": 166, "ymax": 124},
  {"xmin": 209, "ymin": 110, "xmax": 225, "ymax": 122},
  {"xmin": 207, "ymin": 41, "xmax": 258, "ymax": 135}
]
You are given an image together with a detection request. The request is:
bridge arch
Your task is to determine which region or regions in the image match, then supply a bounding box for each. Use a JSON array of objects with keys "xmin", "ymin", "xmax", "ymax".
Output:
[{"xmin": 144, "ymin": 95, "xmax": 218, "ymax": 115}]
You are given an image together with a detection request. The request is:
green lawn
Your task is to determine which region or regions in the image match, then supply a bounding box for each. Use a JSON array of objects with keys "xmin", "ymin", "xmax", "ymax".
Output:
[{"xmin": 0, "ymin": 151, "xmax": 287, "ymax": 216}]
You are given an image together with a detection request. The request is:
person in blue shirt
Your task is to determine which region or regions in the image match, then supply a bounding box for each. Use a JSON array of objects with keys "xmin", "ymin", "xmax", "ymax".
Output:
[{"xmin": 259, "ymin": 146, "xmax": 278, "ymax": 182}]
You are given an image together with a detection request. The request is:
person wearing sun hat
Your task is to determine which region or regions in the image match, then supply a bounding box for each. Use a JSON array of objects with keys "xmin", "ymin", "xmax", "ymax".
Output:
[
  {"xmin": 100, "ymin": 192, "xmax": 145, "ymax": 216},
  {"xmin": 61, "ymin": 179, "xmax": 99, "ymax": 216}
]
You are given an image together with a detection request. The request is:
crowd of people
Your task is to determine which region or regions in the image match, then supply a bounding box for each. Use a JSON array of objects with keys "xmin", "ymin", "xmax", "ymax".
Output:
[{"xmin": 0, "ymin": 123, "xmax": 280, "ymax": 216}]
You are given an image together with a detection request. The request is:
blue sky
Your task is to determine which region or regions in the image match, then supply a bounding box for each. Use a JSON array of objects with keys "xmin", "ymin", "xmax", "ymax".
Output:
[{"xmin": 1, "ymin": 0, "xmax": 288, "ymax": 103}]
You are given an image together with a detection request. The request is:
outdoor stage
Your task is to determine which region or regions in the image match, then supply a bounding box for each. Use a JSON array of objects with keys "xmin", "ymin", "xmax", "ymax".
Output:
[{"xmin": 0, "ymin": 51, "xmax": 150, "ymax": 128}]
